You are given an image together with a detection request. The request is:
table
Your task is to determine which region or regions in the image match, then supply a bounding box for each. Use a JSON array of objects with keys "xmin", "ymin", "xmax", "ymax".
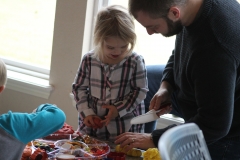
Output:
[{"xmin": 126, "ymin": 156, "xmax": 143, "ymax": 160}]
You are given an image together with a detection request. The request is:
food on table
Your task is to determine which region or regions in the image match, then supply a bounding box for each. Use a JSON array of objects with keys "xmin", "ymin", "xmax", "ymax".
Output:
[
  {"xmin": 115, "ymin": 144, "xmax": 142, "ymax": 157},
  {"xmin": 54, "ymin": 137, "xmax": 110, "ymax": 158},
  {"xmin": 56, "ymin": 149, "xmax": 94, "ymax": 159},
  {"xmin": 54, "ymin": 123, "xmax": 75, "ymax": 134},
  {"xmin": 81, "ymin": 135, "xmax": 102, "ymax": 144},
  {"xmin": 27, "ymin": 141, "xmax": 32, "ymax": 146},
  {"xmin": 30, "ymin": 134, "xmax": 111, "ymax": 159},
  {"xmin": 33, "ymin": 140, "xmax": 56, "ymax": 153},
  {"xmin": 93, "ymin": 116, "xmax": 104, "ymax": 128},
  {"xmin": 72, "ymin": 134, "xmax": 84, "ymax": 142},
  {"xmin": 43, "ymin": 122, "xmax": 78, "ymax": 140},
  {"xmin": 82, "ymin": 135, "xmax": 92, "ymax": 144},
  {"xmin": 65, "ymin": 141, "xmax": 86, "ymax": 150},
  {"xmin": 142, "ymin": 148, "xmax": 161, "ymax": 160},
  {"xmin": 21, "ymin": 145, "xmax": 32, "ymax": 160},
  {"xmin": 73, "ymin": 135, "xmax": 111, "ymax": 157},
  {"xmin": 86, "ymin": 145, "xmax": 110, "ymax": 156},
  {"xmin": 29, "ymin": 148, "xmax": 48, "ymax": 160}
]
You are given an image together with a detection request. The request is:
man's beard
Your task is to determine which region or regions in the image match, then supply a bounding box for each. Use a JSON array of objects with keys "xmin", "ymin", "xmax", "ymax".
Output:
[{"xmin": 162, "ymin": 16, "xmax": 183, "ymax": 37}]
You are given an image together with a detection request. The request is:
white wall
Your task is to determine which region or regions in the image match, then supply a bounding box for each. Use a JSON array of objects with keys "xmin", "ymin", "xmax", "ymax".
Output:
[{"xmin": 0, "ymin": 0, "xmax": 93, "ymax": 130}]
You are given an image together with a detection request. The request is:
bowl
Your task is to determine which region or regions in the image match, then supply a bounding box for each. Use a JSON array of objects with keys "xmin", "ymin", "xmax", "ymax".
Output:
[
  {"xmin": 48, "ymin": 148, "xmax": 95, "ymax": 160},
  {"xmin": 86, "ymin": 143, "xmax": 110, "ymax": 158},
  {"xmin": 49, "ymin": 140, "xmax": 110, "ymax": 159},
  {"xmin": 54, "ymin": 140, "xmax": 88, "ymax": 150}
]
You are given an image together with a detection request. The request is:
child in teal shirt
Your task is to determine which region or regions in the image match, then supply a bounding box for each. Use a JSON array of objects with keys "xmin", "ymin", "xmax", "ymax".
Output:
[{"xmin": 0, "ymin": 59, "xmax": 66, "ymax": 159}]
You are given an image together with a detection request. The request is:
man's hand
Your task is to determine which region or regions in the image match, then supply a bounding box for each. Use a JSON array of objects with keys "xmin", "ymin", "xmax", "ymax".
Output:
[
  {"xmin": 115, "ymin": 132, "xmax": 155, "ymax": 151},
  {"xmin": 149, "ymin": 81, "xmax": 173, "ymax": 109},
  {"xmin": 148, "ymin": 81, "xmax": 173, "ymax": 116}
]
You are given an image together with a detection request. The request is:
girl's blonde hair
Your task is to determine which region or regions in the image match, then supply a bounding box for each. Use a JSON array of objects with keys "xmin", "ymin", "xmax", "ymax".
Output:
[
  {"xmin": 93, "ymin": 5, "xmax": 136, "ymax": 59},
  {"xmin": 0, "ymin": 59, "xmax": 7, "ymax": 87}
]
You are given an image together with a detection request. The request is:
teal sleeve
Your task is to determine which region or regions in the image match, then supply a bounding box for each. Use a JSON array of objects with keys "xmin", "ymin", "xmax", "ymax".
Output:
[{"xmin": 0, "ymin": 103, "xmax": 66, "ymax": 144}]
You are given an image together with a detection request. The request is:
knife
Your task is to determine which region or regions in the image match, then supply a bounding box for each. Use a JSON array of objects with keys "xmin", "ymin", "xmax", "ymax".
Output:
[{"xmin": 130, "ymin": 103, "xmax": 171, "ymax": 124}]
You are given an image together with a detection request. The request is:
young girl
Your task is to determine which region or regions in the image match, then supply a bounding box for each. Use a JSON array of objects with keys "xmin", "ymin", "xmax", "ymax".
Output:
[{"xmin": 72, "ymin": 5, "xmax": 148, "ymax": 141}]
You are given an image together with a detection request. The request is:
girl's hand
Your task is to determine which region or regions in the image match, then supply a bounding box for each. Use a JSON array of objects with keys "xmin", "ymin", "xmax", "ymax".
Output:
[
  {"xmin": 101, "ymin": 105, "xmax": 119, "ymax": 126},
  {"xmin": 84, "ymin": 115, "xmax": 103, "ymax": 129}
]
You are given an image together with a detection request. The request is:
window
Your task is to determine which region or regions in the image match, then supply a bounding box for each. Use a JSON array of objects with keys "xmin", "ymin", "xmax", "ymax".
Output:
[
  {"xmin": 0, "ymin": 0, "xmax": 56, "ymax": 74},
  {"xmin": 0, "ymin": 0, "xmax": 56, "ymax": 98}
]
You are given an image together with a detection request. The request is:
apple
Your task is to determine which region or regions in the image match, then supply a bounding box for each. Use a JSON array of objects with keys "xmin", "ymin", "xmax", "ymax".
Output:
[{"xmin": 93, "ymin": 117, "xmax": 104, "ymax": 128}]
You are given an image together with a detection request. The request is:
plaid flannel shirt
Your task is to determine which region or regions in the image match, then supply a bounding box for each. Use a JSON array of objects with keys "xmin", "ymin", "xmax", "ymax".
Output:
[{"xmin": 72, "ymin": 51, "xmax": 148, "ymax": 141}]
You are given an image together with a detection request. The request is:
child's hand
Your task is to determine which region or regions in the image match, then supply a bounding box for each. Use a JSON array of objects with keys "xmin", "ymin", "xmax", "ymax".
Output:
[
  {"xmin": 101, "ymin": 105, "xmax": 119, "ymax": 126},
  {"xmin": 84, "ymin": 115, "xmax": 103, "ymax": 129},
  {"xmin": 93, "ymin": 116, "xmax": 104, "ymax": 128}
]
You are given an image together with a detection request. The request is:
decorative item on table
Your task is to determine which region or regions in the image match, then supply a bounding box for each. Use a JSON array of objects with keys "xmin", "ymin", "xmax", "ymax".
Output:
[
  {"xmin": 142, "ymin": 148, "xmax": 161, "ymax": 160},
  {"xmin": 115, "ymin": 145, "xmax": 142, "ymax": 157},
  {"xmin": 29, "ymin": 148, "xmax": 48, "ymax": 160},
  {"xmin": 21, "ymin": 142, "xmax": 32, "ymax": 160},
  {"xmin": 21, "ymin": 141, "xmax": 49, "ymax": 160},
  {"xmin": 43, "ymin": 122, "xmax": 80, "ymax": 140}
]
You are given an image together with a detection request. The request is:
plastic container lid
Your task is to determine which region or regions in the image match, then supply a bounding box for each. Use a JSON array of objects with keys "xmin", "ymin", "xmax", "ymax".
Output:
[
  {"xmin": 56, "ymin": 154, "xmax": 76, "ymax": 160},
  {"xmin": 54, "ymin": 140, "xmax": 88, "ymax": 150}
]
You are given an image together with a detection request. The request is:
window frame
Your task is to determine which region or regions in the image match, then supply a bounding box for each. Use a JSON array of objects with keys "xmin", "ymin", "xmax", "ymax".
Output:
[
  {"xmin": 1, "ymin": 1, "xmax": 55, "ymax": 99},
  {"xmin": 2, "ymin": 0, "xmax": 105, "ymax": 99}
]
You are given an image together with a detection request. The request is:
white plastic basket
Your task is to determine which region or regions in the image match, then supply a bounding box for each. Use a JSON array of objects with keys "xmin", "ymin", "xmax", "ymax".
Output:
[{"xmin": 158, "ymin": 123, "xmax": 211, "ymax": 160}]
